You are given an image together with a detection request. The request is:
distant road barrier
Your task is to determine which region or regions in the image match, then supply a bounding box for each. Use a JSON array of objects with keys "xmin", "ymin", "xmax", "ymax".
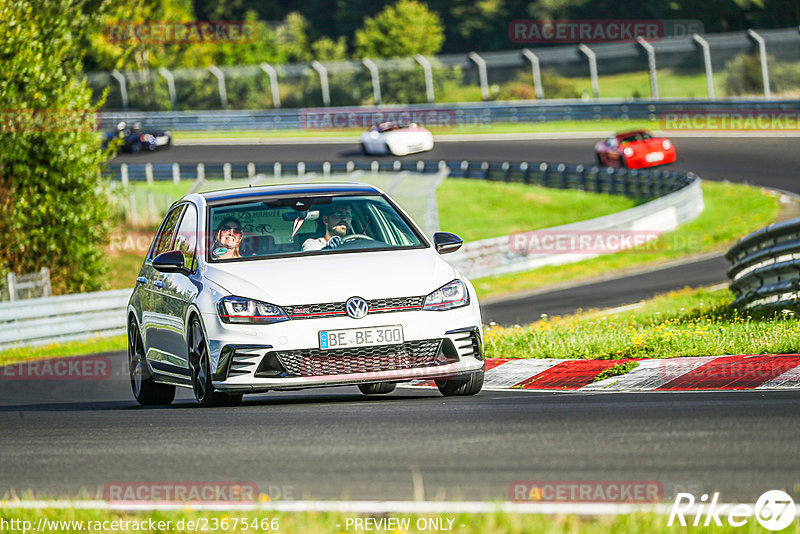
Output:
[
  {"xmin": 726, "ymin": 217, "xmax": 800, "ymax": 308},
  {"xmin": 99, "ymin": 99, "xmax": 800, "ymax": 131}
]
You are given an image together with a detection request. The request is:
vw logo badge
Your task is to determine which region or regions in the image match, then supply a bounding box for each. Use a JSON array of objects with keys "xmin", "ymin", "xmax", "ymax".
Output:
[{"xmin": 345, "ymin": 297, "xmax": 369, "ymax": 319}]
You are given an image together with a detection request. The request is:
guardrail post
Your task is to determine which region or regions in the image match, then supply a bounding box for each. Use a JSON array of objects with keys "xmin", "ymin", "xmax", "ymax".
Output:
[
  {"xmin": 223, "ymin": 162, "xmax": 231, "ymax": 183},
  {"xmin": 208, "ymin": 66, "xmax": 228, "ymax": 109},
  {"xmin": 481, "ymin": 161, "xmax": 489, "ymax": 180},
  {"xmin": 158, "ymin": 67, "xmax": 177, "ymax": 109},
  {"xmin": 247, "ymin": 162, "xmax": 255, "ymax": 179},
  {"xmin": 110, "ymin": 70, "xmax": 128, "ymax": 111},
  {"xmin": 323, "ymin": 161, "xmax": 331, "ymax": 176},
  {"xmin": 298, "ymin": 162, "xmax": 306, "ymax": 176},
  {"xmin": 520, "ymin": 162, "xmax": 530, "ymax": 184},
  {"xmin": 539, "ymin": 162, "xmax": 549, "ymax": 187},
  {"xmin": 172, "ymin": 162, "xmax": 180, "ymax": 184},
  {"xmin": 557, "ymin": 163, "xmax": 567, "ymax": 189},
  {"xmin": 468, "ymin": 52, "xmax": 490, "ymax": 101},
  {"xmin": 747, "ymin": 29, "xmax": 771, "ymax": 99},
  {"xmin": 260, "ymin": 63, "xmax": 281, "ymax": 108},
  {"xmin": 692, "ymin": 34, "xmax": 715, "ymax": 99},
  {"xmin": 128, "ymin": 191, "xmax": 137, "ymax": 225},
  {"xmin": 6, "ymin": 272, "xmax": 16, "ymax": 302},
  {"xmin": 460, "ymin": 160, "xmax": 469, "ymax": 178},
  {"xmin": 578, "ymin": 44, "xmax": 599, "ymax": 99},
  {"xmin": 311, "ymin": 61, "xmax": 331, "ymax": 107},
  {"xmin": 274, "ymin": 162, "xmax": 282, "ymax": 178},
  {"xmin": 414, "ymin": 55, "xmax": 435, "ymax": 103},
  {"xmin": 362, "ymin": 58, "xmax": 382, "ymax": 105},
  {"xmin": 346, "ymin": 161, "xmax": 354, "ymax": 173},
  {"xmin": 197, "ymin": 163, "xmax": 205, "ymax": 182},
  {"xmin": 145, "ymin": 163, "xmax": 154, "ymax": 185},
  {"xmin": 576, "ymin": 165, "xmax": 586, "ymax": 190},
  {"xmin": 521, "ymin": 49, "xmax": 544, "ymax": 99},
  {"xmin": 40, "ymin": 268, "xmax": 51, "ymax": 297},
  {"xmin": 502, "ymin": 162, "xmax": 511, "ymax": 182},
  {"xmin": 120, "ymin": 163, "xmax": 129, "ymax": 186},
  {"xmin": 636, "ymin": 37, "xmax": 659, "ymax": 100}
]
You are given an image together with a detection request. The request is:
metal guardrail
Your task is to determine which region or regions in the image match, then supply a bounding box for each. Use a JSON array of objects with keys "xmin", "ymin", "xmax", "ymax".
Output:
[
  {"xmin": 99, "ymin": 98, "xmax": 800, "ymax": 131},
  {"xmin": 0, "ymin": 289, "xmax": 131, "ymax": 350},
  {"xmin": 4, "ymin": 161, "xmax": 701, "ymax": 349},
  {"xmin": 726, "ymin": 218, "xmax": 800, "ymax": 308},
  {"xmin": 110, "ymin": 159, "xmax": 694, "ymax": 198}
]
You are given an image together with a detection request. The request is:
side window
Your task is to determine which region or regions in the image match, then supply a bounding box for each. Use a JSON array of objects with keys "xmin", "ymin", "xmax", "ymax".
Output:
[
  {"xmin": 150, "ymin": 206, "xmax": 185, "ymax": 260},
  {"xmin": 174, "ymin": 204, "xmax": 198, "ymax": 271}
]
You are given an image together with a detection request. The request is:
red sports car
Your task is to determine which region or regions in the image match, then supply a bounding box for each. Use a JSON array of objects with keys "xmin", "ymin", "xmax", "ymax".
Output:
[{"xmin": 594, "ymin": 130, "xmax": 676, "ymax": 169}]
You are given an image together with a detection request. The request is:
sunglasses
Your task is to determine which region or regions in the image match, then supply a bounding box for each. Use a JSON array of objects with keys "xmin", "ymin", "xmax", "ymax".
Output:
[{"xmin": 220, "ymin": 225, "xmax": 242, "ymax": 235}]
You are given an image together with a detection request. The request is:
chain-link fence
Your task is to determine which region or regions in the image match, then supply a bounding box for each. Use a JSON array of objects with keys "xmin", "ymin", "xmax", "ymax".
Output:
[{"xmin": 90, "ymin": 28, "xmax": 800, "ymax": 111}]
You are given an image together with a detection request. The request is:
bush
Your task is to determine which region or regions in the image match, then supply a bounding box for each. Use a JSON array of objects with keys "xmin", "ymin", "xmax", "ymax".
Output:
[
  {"xmin": 494, "ymin": 70, "xmax": 581, "ymax": 100},
  {"xmin": 0, "ymin": 0, "xmax": 113, "ymax": 294}
]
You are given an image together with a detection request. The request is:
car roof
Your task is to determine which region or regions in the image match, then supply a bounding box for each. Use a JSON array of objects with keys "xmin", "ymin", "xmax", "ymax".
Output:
[
  {"xmin": 200, "ymin": 182, "xmax": 382, "ymax": 204},
  {"xmin": 616, "ymin": 130, "xmax": 651, "ymax": 137}
]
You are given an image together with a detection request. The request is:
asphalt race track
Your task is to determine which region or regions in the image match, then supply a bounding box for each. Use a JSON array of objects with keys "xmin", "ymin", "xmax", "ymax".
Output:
[
  {"xmin": 2, "ymin": 135, "xmax": 794, "ymax": 503},
  {"xmin": 1, "ymin": 353, "xmax": 799, "ymax": 502}
]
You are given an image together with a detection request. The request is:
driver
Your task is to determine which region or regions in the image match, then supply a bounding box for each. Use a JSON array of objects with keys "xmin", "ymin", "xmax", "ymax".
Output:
[{"xmin": 302, "ymin": 203, "xmax": 353, "ymax": 251}]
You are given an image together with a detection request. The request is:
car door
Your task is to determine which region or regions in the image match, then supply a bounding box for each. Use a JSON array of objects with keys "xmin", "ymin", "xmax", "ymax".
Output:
[
  {"xmin": 140, "ymin": 205, "xmax": 184, "ymax": 373},
  {"xmin": 152, "ymin": 203, "xmax": 200, "ymax": 379}
]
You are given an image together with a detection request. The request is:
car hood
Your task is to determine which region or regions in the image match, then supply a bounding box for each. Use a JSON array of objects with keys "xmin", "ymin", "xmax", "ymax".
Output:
[
  {"xmin": 628, "ymin": 138, "xmax": 665, "ymax": 152},
  {"xmin": 202, "ymin": 248, "xmax": 457, "ymax": 305}
]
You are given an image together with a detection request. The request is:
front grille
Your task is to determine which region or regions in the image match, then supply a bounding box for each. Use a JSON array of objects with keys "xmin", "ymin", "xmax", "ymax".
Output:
[
  {"xmin": 269, "ymin": 339, "xmax": 443, "ymax": 377},
  {"xmin": 286, "ymin": 296, "xmax": 425, "ymax": 320}
]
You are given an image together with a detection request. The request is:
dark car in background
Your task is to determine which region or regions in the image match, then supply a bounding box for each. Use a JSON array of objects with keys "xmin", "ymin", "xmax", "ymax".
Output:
[{"xmin": 104, "ymin": 121, "xmax": 171, "ymax": 153}]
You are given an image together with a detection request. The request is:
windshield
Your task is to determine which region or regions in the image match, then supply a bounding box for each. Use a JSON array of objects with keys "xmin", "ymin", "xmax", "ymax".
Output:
[
  {"xmin": 207, "ymin": 194, "xmax": 426, "ymax": 261},
  {"xmin": 618, "ymin": 131, "xmax": 652, "ymax": 144}
]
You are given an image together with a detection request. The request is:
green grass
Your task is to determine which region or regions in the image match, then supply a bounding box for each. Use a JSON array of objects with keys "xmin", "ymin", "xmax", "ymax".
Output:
[
  {"xmin": 475, "ymin": 181, "xmax": 780, "ymax": 300},
  {"xmin": 592, "ymin": 361, "xmax": 640, "ymax": 382},
  {"xmin": 484, "ymin": 284, "xmax": 800, "ymax": 360},
  {"xmin": 436, "ymin": 179, "xmax": 641, "ymax": 242},
  {"xmin": 1, "ymin": 508, "xmax": 792, "ymax": 533},
  {"xmin": 573, "ymin": 68, "xmax": 724, "ymax": 100},
  {"xmin": 0, "ymin": 336, "xmax": 126, "ymax": 366}
]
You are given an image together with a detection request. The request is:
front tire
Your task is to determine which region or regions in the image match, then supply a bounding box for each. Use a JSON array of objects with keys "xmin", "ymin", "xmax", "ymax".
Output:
[
  {"xmin": 128, "ymin": 320, "xmax": 175, "ymax": 406},
  {"xmin": 188, "ymin": 317, "xmax": 242, "ymax": 407},
  {"xmin": 358, "ymin": 383, "xmax": 396, "ymax": 395},
  {"xmin": 435, "ymin": 371, "xmax": 484, "ymax": 397}
]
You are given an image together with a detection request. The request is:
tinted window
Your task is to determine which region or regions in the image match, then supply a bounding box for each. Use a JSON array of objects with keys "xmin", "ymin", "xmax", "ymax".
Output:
[
  {"xmin": 150, "ymin": 206, "xmax": 184, "ymax": 259},
  {"xmin": 208, "ymin": 194, "xmax": 425, "ymax": 261},
  {"xmin": 173, "ymin": 204, "xmax": 198, "ymax": 270}
]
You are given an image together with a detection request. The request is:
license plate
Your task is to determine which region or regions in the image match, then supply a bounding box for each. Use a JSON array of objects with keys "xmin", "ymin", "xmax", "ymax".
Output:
[
  {"xmin": 319, "ymin": 325, "xmax": 403, "ymax": 350},
  {"xmin": 645, "ymin": 151, "xmax": 664, "ymax": 162}
]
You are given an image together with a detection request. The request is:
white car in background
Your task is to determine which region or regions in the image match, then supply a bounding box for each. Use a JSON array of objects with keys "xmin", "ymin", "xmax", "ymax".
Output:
[{"xmin": 360, "ymin": 122, "xmax": 434, "ymax": 156}]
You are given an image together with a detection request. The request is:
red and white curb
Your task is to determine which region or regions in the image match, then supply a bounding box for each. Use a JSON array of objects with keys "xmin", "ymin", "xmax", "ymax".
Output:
[{"xmin": 415, "ymin": 355, "xmax": 800, "ymax": 391}]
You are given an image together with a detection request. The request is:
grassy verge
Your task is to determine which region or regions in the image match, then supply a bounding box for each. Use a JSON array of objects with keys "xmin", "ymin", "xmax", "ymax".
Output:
[
  {"xmin": 475, "ymin": 181, "xmax": 780, "ymax": 300},
  {"xmin": 484, "ymin": 285, "xmax": 800, "ymax": 360},
  {"xmin": 0, "ymin": 336, "xmax": 126, "ymax": 366},
  {"xmin": 437, "ymin": 179, "xmax": 640, "ymax": 242},
  {"xmin": 0, "ymin": 508, "xmax": 787, "ymax": 533}
]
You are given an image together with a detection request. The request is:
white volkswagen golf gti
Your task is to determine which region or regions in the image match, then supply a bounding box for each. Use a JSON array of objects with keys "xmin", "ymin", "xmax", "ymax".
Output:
[{"xmin": 127, "ymin": 183, "xmax": 484, "ymax": 407}]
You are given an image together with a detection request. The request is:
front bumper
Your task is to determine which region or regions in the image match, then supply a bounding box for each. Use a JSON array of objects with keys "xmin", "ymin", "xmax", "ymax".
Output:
[{"xmin": 202, "ymin": 307, "xmax": 483, "ymax": 392}]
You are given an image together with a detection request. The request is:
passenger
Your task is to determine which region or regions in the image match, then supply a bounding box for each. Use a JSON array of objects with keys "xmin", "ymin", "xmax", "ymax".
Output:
[
  {"xmin": 212, "ymin": 217, "xmax": 243, "ymax": 259},
  {"xmin": 302, "ymin": 204, "xmax": 353, "ymax": 251}
]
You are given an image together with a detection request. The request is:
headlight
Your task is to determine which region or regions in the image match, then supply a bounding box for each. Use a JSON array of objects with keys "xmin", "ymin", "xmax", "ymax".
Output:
[
  {"xmin": 423, "ymin": 280, "xmax": 470, "ymax": 311},
  {"xmin": 623, "ymin": 147, "xmax": 634, "ymax": 157},
  {"xmin": 217, "ymin": 296, "xmax": 289, "ymax": 324},
  {"xmin": 662, "ymin": 139, "xmax": 671, "ymax": 150}
]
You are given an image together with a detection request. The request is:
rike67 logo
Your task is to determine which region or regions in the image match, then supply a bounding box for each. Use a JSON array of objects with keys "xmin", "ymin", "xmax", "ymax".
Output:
[{"xmin": 668, "ymin": 490, "xmax": 796, "ymax": 531}]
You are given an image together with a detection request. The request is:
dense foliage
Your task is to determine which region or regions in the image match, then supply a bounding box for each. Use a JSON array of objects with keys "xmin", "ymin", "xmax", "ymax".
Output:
[{"xmin": 0, "ymin": 0, "xmax": 113, "ymax": 293}]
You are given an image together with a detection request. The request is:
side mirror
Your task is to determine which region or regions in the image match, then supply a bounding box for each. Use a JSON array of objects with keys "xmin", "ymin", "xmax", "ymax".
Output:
[
  {"xmin": 433, "ymin": 232, "xmax": 463, "ymax": 254},
  {"xmin": 153, "ymin": 250, "xmax": 188, "ymax": 274}
]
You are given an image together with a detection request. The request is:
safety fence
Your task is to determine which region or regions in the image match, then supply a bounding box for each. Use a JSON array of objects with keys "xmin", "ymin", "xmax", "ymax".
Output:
[
  {"xmin": 90, "ymin": 27, "xmax": 800, "ymax": 111},
  {"xmin": 726, "ymin": 218, "xmax": 800, "ymax": 308},
  {"xmin": 0, "ymin": 268, "xmax": 52, "ymax": 302},
  {"xmin": 5, "ymin": 161, "xmax": 701, "ymax": 348},
  {"xmin": 98, "ymin": 98, "xmax": 800, "ymax": 132}
]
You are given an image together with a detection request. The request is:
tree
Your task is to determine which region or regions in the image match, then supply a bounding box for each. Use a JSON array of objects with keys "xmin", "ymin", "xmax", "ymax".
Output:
[
  {"xmin": 0, "ymin": 0, "xmax": 113, "ymax": 293},
  {"xmin": 355, "ymin": 0, "xmax": 445, "ymax": 58}
]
